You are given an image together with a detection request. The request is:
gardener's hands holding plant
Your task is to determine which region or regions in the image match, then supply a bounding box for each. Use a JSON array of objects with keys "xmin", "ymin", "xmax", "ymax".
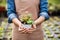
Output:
[
  {"xmin": 18, "ymin": 24, "xmax": 26, "ymax": 33},
  {"xmin": 12, "ymin": 13, "xmax": 45, "ymax": 33},
  {"xmin": 18, "ymin": 22, "xmax": 36, "ymax": 34},
  {"xmin": 26, "ymin": 16, "xmax": 45, "ymax": 33},
  {"xmin": 18, "ymin": 14, "xmax": 37, "ymax": 33},
  {"xmin": 25, "ymin": 23, "xmax": 37, "ymax": 33},
  {"xmin": 18, "ymin": 13, "xmax": 45, "ymax": 33}
]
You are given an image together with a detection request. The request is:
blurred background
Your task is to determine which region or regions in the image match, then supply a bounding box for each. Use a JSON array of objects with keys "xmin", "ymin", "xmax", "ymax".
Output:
[{"xmin": 0, "ymin": 0, "xmax": 60, "ymax": 40}]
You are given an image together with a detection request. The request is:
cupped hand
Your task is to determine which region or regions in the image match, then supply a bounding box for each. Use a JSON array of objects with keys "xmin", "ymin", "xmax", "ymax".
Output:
[
  {"xmin": 18, "ymin": 24, "xmax": 27, "ymax": 33},
  {"xmin": 25, "ymin": 24, "xmax": 37, "ymax": 33},
  {"xmin": 18, "ymin": 23, "xmax": 37, "ymax": 34}
]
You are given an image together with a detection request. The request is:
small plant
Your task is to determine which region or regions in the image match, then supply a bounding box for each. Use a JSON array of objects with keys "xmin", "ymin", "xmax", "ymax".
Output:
[
  {"xmin": 20, "ymin": 14, "xmax": 33, "ymax": 24},
  {"xmin": 19, "ymin": 13, "xmax": 34, "ymax": 29}
]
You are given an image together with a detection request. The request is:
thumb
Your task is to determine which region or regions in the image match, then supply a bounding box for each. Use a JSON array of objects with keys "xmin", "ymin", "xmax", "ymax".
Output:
[
  {"xmin": 18, "ymin": 26, "xmax": 24, "ymax": 31},
  {"xmin": 32, "ymin": 24, "xmax": 36, "ymax": 29}
]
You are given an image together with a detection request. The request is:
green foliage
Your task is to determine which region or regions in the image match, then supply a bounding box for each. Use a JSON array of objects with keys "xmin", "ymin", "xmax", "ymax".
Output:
[
  {"xmin": 48, "ymin": 0, "xmax": 60, "ymax": 11},
  {"xmin": 20, "ymin": 14, "xmax": 33, "ymax": 24},
  {"xmin": 0, "ymin": 0, "xmax": 6, "ymax": 6},
  {"xmin": 48, "ymin": 0, "xmax": 60, "ymax": 4}
]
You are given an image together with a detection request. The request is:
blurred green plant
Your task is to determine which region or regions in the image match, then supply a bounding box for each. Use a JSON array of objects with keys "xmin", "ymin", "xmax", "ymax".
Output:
[
  {"xmin": 48, "ymin": 0, "xmax": 60, "ymax": 11},
  {"xmin": 48, "ymin": 0, "xmax": 60, "ymax": 4},
  {"xmin": 0, "ymin": 0, "xmax": 6, "ymax": 6}
]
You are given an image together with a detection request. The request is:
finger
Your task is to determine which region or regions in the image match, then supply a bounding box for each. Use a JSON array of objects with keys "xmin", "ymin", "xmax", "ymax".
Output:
[
  {"xmin": 32, "ymin": 24, "xmax": 36, "ymax": 29},
  {"xmin": 29, "ymin": 27, "xmax": 36, "ymax": 30},
  {"xmin": 18, "ymin": 28, "xmax": 24, "ymax": 32},
  {"xmin": 25, "ymin": 29, "xmax": 32, "ymax": 33},
  {"xmin": 25, "ymin": 30, "xmax": 34, "ymax": 34},
  {"xmin": 18, "ymin": 27, "xmax": 24, "ymax": 31},
  {"xmin": 21, "ymin": 28, "xmax": 28, "ymax": 34},
  {"xmin": 27, "ymin": 28, "xmax": 36, "ymax": 32},
  {"xmin": 29, "ymin": 29, "xmax": 36, "ymax": 32},
  {"xmin": 21, "ymin": 30, "xmax": 26, "ymax": 33},
  {"xmin": 33, "ymin": 25, "xmax": 36, "ymax": 29}
]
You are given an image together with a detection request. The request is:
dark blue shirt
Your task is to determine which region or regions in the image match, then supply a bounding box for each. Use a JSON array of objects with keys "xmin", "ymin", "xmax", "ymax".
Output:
[{"xmin": 7, "ymin": 0, "xmax": 50, "ymax": 23}]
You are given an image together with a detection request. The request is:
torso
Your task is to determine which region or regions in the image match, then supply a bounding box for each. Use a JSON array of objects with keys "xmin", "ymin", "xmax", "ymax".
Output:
[
  {"xmin": 15, "ymin": 0, "xmax": 40, "ymax": 20},
  {"xmin": 12, "ymin": 0, "xmax": 44, "ymax": 40}
]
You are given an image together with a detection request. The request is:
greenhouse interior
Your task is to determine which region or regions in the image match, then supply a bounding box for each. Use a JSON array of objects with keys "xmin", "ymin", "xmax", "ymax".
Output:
[{"xmin": 0, "ymin": 0, "xmax": 60, "ymax": 40}]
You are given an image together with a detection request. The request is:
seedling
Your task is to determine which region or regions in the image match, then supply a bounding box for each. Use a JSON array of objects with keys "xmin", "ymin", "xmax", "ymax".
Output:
[{"xmin": 19, "ymin": 13, "xmax": 34, "ymax": 29}]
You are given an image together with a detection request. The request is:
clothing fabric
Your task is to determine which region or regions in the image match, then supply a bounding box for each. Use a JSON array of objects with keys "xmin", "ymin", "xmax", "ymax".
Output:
[
  {"xmin": 7, "ymin": 0, "xmax": 50, "ymax": 23},
  {"xmin": 12, "ymin": 0, "xmax": 44, "ymax": 40},
  {"xmin": 15, "ymin": 0, "xmax": 40, "ymax": 20},
  {"xmin": 12, "ymin": 24, "xmax": 44, "ymax": 40}
]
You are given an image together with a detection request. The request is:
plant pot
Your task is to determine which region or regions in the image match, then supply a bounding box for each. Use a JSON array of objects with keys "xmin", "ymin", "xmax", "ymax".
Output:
[{"xmin": 22, "ymin": 24, "xmax": 32, "ymax": 29}]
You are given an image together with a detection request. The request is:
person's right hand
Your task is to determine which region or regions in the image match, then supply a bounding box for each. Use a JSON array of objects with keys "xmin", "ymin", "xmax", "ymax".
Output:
[
  {"xmin": 25, "ymin": 24, "xmax": 36, "ymax": 34},
  {"xmin": 12, "ymin": 18, "xmax": 27, "ymax": 33},
  {"xmin": 18, "ymin": 24, "xmax": 27, "ymax": 33}
]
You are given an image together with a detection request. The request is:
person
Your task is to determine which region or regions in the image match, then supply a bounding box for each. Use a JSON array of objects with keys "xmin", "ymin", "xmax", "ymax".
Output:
[{"xmin": 7, "ymin": 0, "xmax": 50, "ymax": 40}]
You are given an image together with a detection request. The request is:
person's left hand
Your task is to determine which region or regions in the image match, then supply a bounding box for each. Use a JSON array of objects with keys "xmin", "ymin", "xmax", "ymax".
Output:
[{"xmin": 25, "ymin": 24, "xmax": 37, "ymax": 33}]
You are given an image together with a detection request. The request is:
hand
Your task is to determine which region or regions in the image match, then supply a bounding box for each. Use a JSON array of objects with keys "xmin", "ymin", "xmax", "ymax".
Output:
[
  {"xmin": 18, "ymin": 24, "xmax": 27, "ymax": 33},
  {"xmin": 12, "ymin": 18, "xmax": 30, "ymax": 33},
  {"xmin": 26, "ymin": 24, "xmax": 37, "ymax": 33}
]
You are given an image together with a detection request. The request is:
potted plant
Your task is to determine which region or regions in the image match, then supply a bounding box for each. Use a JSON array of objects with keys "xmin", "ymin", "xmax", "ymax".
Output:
[{"xmin": 19, "ymin": 14, "xmax": 34, "ymax": 29}]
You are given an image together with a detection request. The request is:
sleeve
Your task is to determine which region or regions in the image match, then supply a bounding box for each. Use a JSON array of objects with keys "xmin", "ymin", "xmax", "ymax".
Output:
[
  {"xmin": 40, "ymin": 0, "xmax": 50, "ymax": 20},
  {"xmin": 7, "ymin": 0, "xmax": 18, "ymax": 23}
]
